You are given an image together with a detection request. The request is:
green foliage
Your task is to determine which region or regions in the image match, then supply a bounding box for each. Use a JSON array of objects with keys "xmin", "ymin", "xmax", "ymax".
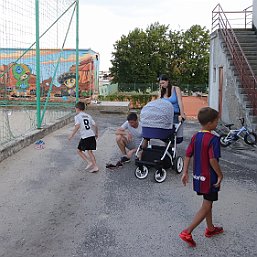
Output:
[
  {"xmin": 81, "ymin": 90, "xmax": 93, "ymax": 97},
  {"xmin": 118, "ymin": 82, "xmax": 159, "ymax": 93},
  {"xmin": 98, "ymin": 93, "xmax": 158, "ymax": 107},
  {"xmin": 110, "ymin": 23, "xmax": 210, "ymax": 93}
]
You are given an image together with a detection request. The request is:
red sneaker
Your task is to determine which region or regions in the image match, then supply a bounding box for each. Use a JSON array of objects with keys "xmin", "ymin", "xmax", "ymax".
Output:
[
  {"xmin": 179, "ymin": 230, "xmax": 196, "ymax": 247},
  {"xmin": 205, "ymin": 226, "xmax": 224, "ymax": 238}
]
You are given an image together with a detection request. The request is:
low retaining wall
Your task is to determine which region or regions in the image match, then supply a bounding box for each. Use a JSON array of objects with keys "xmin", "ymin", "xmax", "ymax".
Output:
[{"xmin": 87, "ymin": 101, "xmax": 130, "ymax": 114}]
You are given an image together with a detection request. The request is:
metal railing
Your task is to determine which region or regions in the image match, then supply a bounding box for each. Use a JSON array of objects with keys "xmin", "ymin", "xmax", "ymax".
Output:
[{"xmin": 212, "ymin": 4, "xmax": 257, "ymax": 116}]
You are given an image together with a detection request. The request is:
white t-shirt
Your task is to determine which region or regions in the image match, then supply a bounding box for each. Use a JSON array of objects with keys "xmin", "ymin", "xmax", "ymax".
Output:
[
  {"xmin": 75, "ymin": 112, "xmax": 96, "ymax": 139},
  {"xmin": 121, "ymin": 121, "xmax": 142, "ymax": 147}
]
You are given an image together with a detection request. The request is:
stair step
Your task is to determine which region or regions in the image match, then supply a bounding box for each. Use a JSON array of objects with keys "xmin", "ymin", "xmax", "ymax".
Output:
[
  {"xmin": 240, "ymin": 47, "xmax": 257, "ymax": 51},
  {"xmin": 233, "ymin": 28, "xmax": 255, "ymax": 32},
  {"xmin": 239, "ymin": 42, "xmax": 257, "ymax": 46},
  {"xmin": 243, "ymin": 55, "xmax": 257, "ymax": 59},
  {"xmin": 233, "ymin": 71, "xmax": 257, "ymax": 77},
  {"xmin": 242, "ymin": 50, "xmax": 257, "ymax": 55},
  {"xmin": 234, "ymin": 32, "xmax": 256, "ymax": 36},
  {"xmin": 236, "ymin": 38, "xmax": 257, "ymax": 43},
  {"xmin": 235, "ymin": 33, "xmax": 257, "ymax": 36},
  {"xmin": 227, "ymin": 55, "xmax": 257, "ymax": 62}
]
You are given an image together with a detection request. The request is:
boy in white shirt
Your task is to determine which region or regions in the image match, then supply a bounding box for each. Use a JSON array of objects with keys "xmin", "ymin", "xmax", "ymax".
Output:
[{"xmin": 68, "ymin": 101, "xmax": 99, "ymax": 173}]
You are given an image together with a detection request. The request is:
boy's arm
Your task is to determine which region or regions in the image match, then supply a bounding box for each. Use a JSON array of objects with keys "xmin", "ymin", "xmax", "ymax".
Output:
[
  {"xmin": 93, "ymin": 124, "xmax": 99, "ymax": 139},
  {"xmin": 68, "ymin": 124, "xmax": 80, "ymax": 140},
  {"xmin": 210, "ymin": 158, "xmax": 223, "ymax": 188},
  {"xmin": 181, "ymin": 156, "xmax": 191, "ymax": 186}
]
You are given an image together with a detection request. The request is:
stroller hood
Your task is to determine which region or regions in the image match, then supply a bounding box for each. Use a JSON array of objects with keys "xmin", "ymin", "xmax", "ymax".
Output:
[{"xmin": 140, "ymin": 98, "xmax": 174, "ymax": 129}]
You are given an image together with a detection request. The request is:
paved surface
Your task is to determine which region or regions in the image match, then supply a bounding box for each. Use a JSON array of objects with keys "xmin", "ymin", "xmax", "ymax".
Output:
[{"xmin": 0, "ymin": 110, "xmax": 257, "ymax": 257}]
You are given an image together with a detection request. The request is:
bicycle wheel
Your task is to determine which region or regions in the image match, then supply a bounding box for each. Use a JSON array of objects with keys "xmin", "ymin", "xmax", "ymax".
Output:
[
  {"xmin": 220, "ymin": 135, "xmax": 231, "ymax": 147},
  {"xmin": 244, "ymin": 132, "xmax": 257, "ymax": 145}
]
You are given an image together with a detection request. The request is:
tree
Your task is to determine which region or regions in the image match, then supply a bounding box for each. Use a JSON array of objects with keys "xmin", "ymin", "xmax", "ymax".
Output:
[
  {"xmin": 110, "ymin": 23, "xmax": 210, "ymax": 92},
  {"xmin": 179, "ymin": 25, "xmax": 210, "ymax": 92},
  {"xmin": 110, "ymin": 28, "xmax": 148, "ymax": 85}
]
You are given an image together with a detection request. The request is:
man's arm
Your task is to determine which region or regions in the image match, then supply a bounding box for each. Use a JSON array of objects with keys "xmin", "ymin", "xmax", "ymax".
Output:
[
  {"xmin": 115, "ymin": 127, "xmax": 127, "ymax": 136},
  {"xmin": 210, "ymin": 158, "xmax": 223, "ymax": 188},
  {"xmin": 115, "ymin": 127, "xmax": 133, "ymax": 142}
]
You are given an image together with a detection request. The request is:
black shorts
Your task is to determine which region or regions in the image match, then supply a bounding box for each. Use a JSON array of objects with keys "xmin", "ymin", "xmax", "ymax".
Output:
[
  {"xmin": 197, "ymin": 191, "xmax": 218, "ymax": 202},
  {"xmin": 78, "ymin": 136, "xmax": 96, "ymax": 151}
]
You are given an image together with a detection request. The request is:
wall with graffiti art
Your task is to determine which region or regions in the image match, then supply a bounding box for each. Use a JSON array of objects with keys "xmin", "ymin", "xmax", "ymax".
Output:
[{"xmin": 0, "ymin": 48, "xmax": 99, "ymax": 101}]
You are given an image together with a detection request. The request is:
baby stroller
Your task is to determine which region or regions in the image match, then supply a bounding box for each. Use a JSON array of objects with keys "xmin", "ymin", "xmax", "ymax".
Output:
[{"xmin": 134, "ymin": 99, "xmax": 184, "ymax": 183}]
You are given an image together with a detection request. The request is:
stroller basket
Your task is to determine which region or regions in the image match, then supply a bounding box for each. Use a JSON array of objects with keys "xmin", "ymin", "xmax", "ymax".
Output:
[{"xmin": 135, "ymin": 119, "xmax": 184, "ymax": 183}]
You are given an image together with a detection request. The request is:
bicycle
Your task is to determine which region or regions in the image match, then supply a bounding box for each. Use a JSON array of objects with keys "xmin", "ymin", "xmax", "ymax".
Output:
[{"xmin": 219, "ymin": 118, "xmax": 257, "ymax": 147}]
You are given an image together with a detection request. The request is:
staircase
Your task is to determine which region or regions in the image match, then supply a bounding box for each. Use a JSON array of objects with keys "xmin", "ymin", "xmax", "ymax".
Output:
[
  {"xmin": 234, "ymin": 29, "xmax": 257, "ymax": 76},
  {"xmin": 212, "ymin": 4, "xmax": 257, "ymax": 131},
  {"xmin": 232, "ymin": 29, "xmax": 257, "ymax": 129}
]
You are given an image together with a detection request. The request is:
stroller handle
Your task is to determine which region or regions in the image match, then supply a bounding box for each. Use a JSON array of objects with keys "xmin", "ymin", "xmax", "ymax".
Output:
[{"xmin": 175, "ymin": 117, "xmax": 185, "ymax": 133}]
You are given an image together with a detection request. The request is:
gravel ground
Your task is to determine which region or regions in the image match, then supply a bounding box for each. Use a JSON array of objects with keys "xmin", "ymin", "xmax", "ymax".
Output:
[{"xmin": 0, "ymin": 112, "xmax": 256, "ymax": 257}]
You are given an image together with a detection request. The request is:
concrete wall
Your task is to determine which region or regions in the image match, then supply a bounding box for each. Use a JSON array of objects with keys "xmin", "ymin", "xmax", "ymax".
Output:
[
  {"xmin": 209, "ymin": 30, "xmax": 248, "ymax": 127},
  {"xmin": 209, "ymin": 31, "xmax": 222, "ymax": 111},
  {"xmin": 253, "ymin": 0, "xmax": 257, "ymax": 29}
]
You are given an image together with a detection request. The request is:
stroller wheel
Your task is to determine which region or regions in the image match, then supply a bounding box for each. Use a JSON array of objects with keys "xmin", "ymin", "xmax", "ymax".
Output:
[
  {"xmin": 135, "ymin": 165, "xmax": 149, "ymax": 179},
  {"xmin": 154, "ymin": 168, "xmax": 167, "ymax": 183},
  {"xmin": 174, "ymin": 156, "xmax": 184, "ymax": 174}
]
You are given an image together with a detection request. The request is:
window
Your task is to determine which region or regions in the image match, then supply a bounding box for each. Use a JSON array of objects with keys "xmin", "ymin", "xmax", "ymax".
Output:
[{"xmin": 213, "ymin": 68, "xmax": 216, "ymax": 83}]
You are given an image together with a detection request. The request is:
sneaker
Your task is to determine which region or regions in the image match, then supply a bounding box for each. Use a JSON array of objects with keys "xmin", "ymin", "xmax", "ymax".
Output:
[
  {"xmin": 120, "ymin": 156, "xmax": 130, "ymax": 163},
  {"xmin": 205, "ymin": 226, "xmax": 224, "ymax": 238},
  {"xmin": 179, "ymin": 230, "xmax": 196, "ymax": 247}
]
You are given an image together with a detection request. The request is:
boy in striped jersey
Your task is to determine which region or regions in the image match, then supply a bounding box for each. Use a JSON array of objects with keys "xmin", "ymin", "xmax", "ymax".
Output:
[{"xmin": 179, "ymin": 107, "xmax": 224, "ymax": 247}]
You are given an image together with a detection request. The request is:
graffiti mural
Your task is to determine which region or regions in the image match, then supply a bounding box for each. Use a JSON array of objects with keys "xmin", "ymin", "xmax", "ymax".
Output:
[
  {"xmin": 57, "ymin": 72, "xmax": 77, "ymax": 97},
  {"xmin": 0, "ymin": 48, "xmax": 99, "ymax": 100}
]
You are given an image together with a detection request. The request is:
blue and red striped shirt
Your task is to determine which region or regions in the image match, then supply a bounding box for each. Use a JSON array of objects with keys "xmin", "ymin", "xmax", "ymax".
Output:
[{"xmin": 186, "ymin": 131, "xmax": 221, "ymax": 194}]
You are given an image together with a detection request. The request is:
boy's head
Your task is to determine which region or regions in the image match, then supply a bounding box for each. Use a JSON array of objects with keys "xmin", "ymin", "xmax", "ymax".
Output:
[
  {"xmin": 127, "ymin": 112, "xmax": 139, "ymax": 128},
  {"xmin": 198, "ymin": 107, "xmax": 219, "ymax": 127},
  {"xmin": 75, "ymin": 101, "xmax": 85, "ymax": 111}
]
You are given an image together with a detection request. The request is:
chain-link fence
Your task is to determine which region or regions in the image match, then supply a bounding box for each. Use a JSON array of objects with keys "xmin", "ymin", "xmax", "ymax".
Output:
[{"xmin": 0, "ymin": 107, "xmax": 73, "ymax": 145}]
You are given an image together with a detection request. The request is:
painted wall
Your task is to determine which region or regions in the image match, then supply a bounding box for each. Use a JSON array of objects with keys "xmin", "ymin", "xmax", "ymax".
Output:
[{"xmin": 0, "ymin": 48, "xmax": 99, "ymax": 99}]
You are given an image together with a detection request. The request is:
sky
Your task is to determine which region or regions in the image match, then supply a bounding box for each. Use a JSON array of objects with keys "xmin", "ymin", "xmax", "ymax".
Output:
[{"xmin": 78, "ymin": 0, "xmax": 252, "ymax": 71}]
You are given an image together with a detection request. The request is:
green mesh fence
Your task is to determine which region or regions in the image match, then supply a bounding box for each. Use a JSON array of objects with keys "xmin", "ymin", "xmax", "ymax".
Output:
[
  {"xmin": 0, "ymin": 0, "xmax": 77, "ymax": 102},
  {"xmin": 0, "ymin": 0, "xmax": 99, "ymax": 143}
]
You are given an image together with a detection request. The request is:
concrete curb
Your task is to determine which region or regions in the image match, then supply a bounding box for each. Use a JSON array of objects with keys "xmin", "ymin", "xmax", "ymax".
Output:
[
  {"xmin": 87, "ymin": 101, "xmax": 129, "ymax": 114},
  {"xmin": 0, "ymin": 113, "xmax": 74, "ymax": 163}
]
